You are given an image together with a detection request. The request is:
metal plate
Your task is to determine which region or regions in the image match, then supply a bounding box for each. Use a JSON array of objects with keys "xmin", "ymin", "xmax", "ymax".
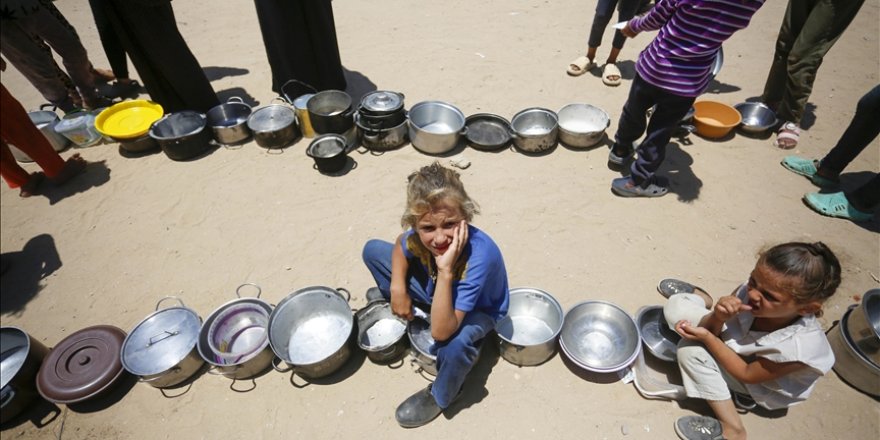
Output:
[
  {"xmin": 636, "ymin": 305, "xmax": 681, "ymax": 362},
  {"xmin": 465, "ymin": 113, "xmax": 511, "ymax": 151}
]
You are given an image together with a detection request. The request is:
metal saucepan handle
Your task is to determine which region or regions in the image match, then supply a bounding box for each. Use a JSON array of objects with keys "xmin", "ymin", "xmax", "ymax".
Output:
[
  {"xmin": 336, "ymin": 287, "xmax": 351, "ymax": 303},
  {"xmin": 140, "ymin": 366, "xmax": 181, "ymax": 382},
  {"xmin": 270, "ymin": 97, "xmax": 289, "ymax": 106},
  {"xmin": 147, "ymin": 330, "xmax": 179, "ymax": 346},
  {"xmin": 155, "ymin": 296, "xmax": 186, "ymax": 311},
  {"xmin": 271, "ymin": 356, "xmax": 293, "ymax": 373},
  {"xmin": 39, "ymin": 103, "xmax": 58, "ymax": 112},
  {"xmin": 235, "ymin": 283, "xmax": 262, "ymax": 299},
  {"xmin": 227, "ymin": 96, "xmax": 245, "ymax": 105},
  {"xmin": 0, "ymin": 385, "xmax": 15, "ymax": 408}
]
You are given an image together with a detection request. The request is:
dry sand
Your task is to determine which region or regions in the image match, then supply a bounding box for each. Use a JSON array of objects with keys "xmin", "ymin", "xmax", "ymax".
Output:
[{"xmin": 1, "ymin": 0, "xmax": 878, "ymax": 439}]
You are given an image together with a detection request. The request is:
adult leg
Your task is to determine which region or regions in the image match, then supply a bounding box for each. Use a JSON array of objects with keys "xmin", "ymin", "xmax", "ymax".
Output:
[
  {"xmin": 773, "ymin": 0, "xmax": 865, "ymax": 124},
  {"xmin": 630, "ymin": 85, "xmax": 694, "ymax": 186},
  {"xmin": 818, "ymin": 85, "xmax": 880, "ymax": 177},
  {"xmin": 88, "ymin": 0, "xmax": 129, "ymax": 80},
  {"xmin": 362, "ymin": 239, "xmax": 432, "ymax": 304},
  {"xmin": 432, "ymin": 311, "xmax": 496, "ymax": 407},
  {"xmin": 0, "ymin": 22, "xmax": 74, "ymax": 110},
  {"xmin": 760, "ymin": 0, "xmax": 805, "ymax": 109}
]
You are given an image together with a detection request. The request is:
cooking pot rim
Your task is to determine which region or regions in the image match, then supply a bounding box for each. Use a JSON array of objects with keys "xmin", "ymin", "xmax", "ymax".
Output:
[
  {"xmin": 246, "ymin": 104, "xmax": 297, "ymax": 133},
  {"xmin": 149, "ymin": 111, "xmax": 208, "ymax": 140},
  {"xmin": 199, "ymin": 297, "xmax": 273, "ymax": 367},
  {"xmin": 267, "ymin": 286, "xmax": 353, "ymax": 365},
  {"xmin": 121, "ymin": 300, "xmax": 202, "ymax": 375},
  {"xmin": 356, "ymin": 302, "xmax": 407, "ymax": 352}
]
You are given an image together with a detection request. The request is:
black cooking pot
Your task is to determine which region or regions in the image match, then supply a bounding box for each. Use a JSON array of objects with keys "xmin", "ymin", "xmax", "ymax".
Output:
[
  {"xmin": 149, "ymin": 111, "xmax": 214, "ymax": 161},
  {"xmin": 307, "ymin": 134, "xmax": 348, "ymax": 173},
  {"xmin": 357, "ymin": 91, "xmax": 407, "ymax": 130},
  {"xmin": 247, "ymin": 101, "xmax": 300, "ymax": 149},
  {"xmin": 308, "ymin": 90, "xmax": 355, "ymax": 135},
  {"xmin": 1, "ymin": 327, "xmax": 50, "ymax": 424}
]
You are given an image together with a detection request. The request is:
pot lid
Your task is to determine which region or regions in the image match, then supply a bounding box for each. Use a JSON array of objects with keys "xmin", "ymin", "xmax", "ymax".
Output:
[
  {"xmin": 360, "ymin": 91, "xmax": 404, "ymax": 114},
  {"xmin": 465, "ymin": 113, "xmax": 512, "ymax": 151},
  {"xmin": 121, "ymin": 307, "xmax": 201, "ymax": 376},
  {"xmin": 36, "ymin": 325, "xmax": 127, "ymax": 404},
  {"xmin": 1, "ymin": 327, "xmax": 31, "ymax": 389},
  {"xmin": 248, "ymin": 105, "xmax": 296, "ymax": 132}
]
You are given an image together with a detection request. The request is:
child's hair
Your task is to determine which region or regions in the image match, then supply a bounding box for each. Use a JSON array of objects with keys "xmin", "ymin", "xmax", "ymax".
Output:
[
  {"xmin": 757, "ymin": 242, "xmax": 841, "ymax": 315},
  {"xmin": 401, "ymin": 162, "xmax": 480, "ymax": 228}
]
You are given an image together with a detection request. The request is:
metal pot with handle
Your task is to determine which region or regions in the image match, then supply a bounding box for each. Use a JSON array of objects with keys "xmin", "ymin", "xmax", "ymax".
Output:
[
  {"xmin": 206, "ymin": 97, "xmax": 253, "ymax": 145},
  {"xmin": 247, "ymin": 98, "xmax": 300, "ymax": 149},
  {"xmin": 149, "ymin": 111, "xmax": 214, "ymax": 160},
  {"xmin": 0, "ymin": 327, "xmax": 50, "ymax": 424},
  {"xmin": 268, "ymin": 286, "xmax": 354, "ymax": 381},
  {"xmin": 121, "ymin": 297, "xmax": 205, "ymax": 389},
  {"xmin": 307, "ymin": 90, "xmax": 355, "ymax": 135}
]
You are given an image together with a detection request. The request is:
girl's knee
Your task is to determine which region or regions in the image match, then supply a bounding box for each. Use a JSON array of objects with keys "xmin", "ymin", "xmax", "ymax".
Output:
[{"xmin": 362, "ymin": 239, "xmax": 387, "ymax": 262}]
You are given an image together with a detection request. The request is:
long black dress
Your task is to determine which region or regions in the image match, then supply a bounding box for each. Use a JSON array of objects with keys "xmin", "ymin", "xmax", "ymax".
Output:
[
  {"xmin": 102, "ymin": 0, "xmax": 218, "ymax": 113},
  {"xmin": 254, "ymin": 0, "xmax": 347, "ymax": 95}
]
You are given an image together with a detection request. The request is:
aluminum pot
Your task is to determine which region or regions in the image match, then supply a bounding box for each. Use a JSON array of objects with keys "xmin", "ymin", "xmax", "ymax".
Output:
[
  {"xmin": 845, "ymin": 289, "xmax": 880, "ymax": 367},
  {"xmin": 149, "ymin": 111, "xmax": 213, "ymax": 160},
  {"xmin": 495, "ymin": 287, "xmax": 564, "ymax": 366},
  {"xmin": 407, "ymin": 316, "xmax": 437, "ymax": 376},
  {"xmin": 357, "ymin": 90, "xmax": 407, "ymax": 129},
  {"xmin": 120, "ymin": 297, "xmax": 205, "ymax": 389},
  {"xmin": 198, "ymin": 284, "xmax": 275, "ymax": 380},
  {"xmin": 307, "ymin": 90, "xmax": 355, "ymax": 135},
  {"xmin": 511, "ymin": 107, "xmax": 559, "ymax": 153},
  {"xmin": 407, "ymin": 100, "xmax": 466, "ymax": 155},
  {"xmin": 356, "ymin": 300, "xmax": 408, "ymax": 364},
  {"xmin": 9, "ymin": 105, "xmax": 71, "ymax": 162},
  {"xmin": 355, "ymin": 113, "xmax": 408, "ymax": 151},
  {"xmin": 247, "ymin": 99, "xmax": 300, "ymax": 149},
  {"xmin": 206, "ymin": 97, "xmax": 253, "ymax": 145},
  {"xmin": 557, "ymin": 104, "xmax": 610, "ymax": 148},
  {"xmin": 307, "ymin": 134, "xmax": 349, "ymax": 173},
  {"xmin": 828, "ymin": 308, "xmax": 880, "ymax": 397},
  {"xmin": 1, "ymin": 327, "xmax": 50, "ymax": 424},
  {"xmin": 268, "ymin": 286, "xmax": 354, "ymax": 380}
]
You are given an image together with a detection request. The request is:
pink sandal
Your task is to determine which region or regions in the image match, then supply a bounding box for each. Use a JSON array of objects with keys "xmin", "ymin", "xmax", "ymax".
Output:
[{"xmin": 774, "ymin": 122, "xmax": 800, "ymax": 149}]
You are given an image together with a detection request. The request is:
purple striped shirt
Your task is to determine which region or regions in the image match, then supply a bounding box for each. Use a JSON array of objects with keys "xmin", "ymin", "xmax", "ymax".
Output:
[{"xmin": 630, "ymin": 0, "xmax": 765, "ymax": 97}]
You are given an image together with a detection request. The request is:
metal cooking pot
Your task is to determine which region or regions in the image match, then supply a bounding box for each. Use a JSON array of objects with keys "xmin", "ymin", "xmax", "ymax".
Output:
[
  {"xmin": 407, "ymin": 316, "xmax": 437, "ymax": 376},
  {"xmin": 149, "ymin": 111, "xmax": 214, "ymax": 160},
  {"xmin": 308, "ymin": 90, "xmax": 355, "ymax": 135},
  {"xmin": 0, "ymin": 327, "xmax": 50, "ymax": 424},
  {"xmin": 9, "ymin": 105, "xmax": 71, "ymax": 162},
  {"xmin": 247, "ymin": 99, "xmax": 300, "ymax": 149},
  {"xmin": 557, "ymin": 104, "xmax": 610, "ymax": 149},
  {"xmin": 355, "ymin": 113, "xmax": 408, "ymax": 152},
  {"xmin": 268, "ymin": 286, "xmax": 354, "ymax": 380},
  {"xmin": 511, "ymin": 107, "xmax": 559, "ymax": 153},
  {"xmin": 357, "ymin": 91, "xmax": 407, "ymax": 129},
  {"xmin": 198, "ymin": 284, "xmax": 275, "ymax": 381},
  {"xmin": 407, "ymin": 101, "xmax": 466, "ymax": 155},
  {"xmin": 828, "ymin": 308, "xmax": 880, "ymax": 397},
  {"xmin": 495, "ymin": 287, "xmax": 564, "ymax": 367},
  {"xmin": 206, "ymin": 97, "xmax": 253, "ymax": 145},
  {"xmin": 307, "ymin": 134, "xmax": 349, "ymax": 173},
  {"xmin": 356, "ymin": 300, "xmax": 408, "ymax": 364},
  {"xmin": 116, "ymin": 133, "xmax": 160, "ymax": 154},
  {"xmin": 845, "ymin": 290, "xmax": 880, "ymax": 367},
  {"xmin": 120, "ymin": 297, "xmax": 205, "ymax": 389}
]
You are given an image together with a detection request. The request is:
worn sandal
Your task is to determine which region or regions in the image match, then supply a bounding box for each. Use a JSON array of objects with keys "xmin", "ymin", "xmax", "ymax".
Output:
[
  {"xmin": 608, "ymin": 143, "xmax": 634, "ymax": 166},
  {"xmin": 657, "ymin": 279, "xmax": 712, "ymax": 308},
  {"xmin": 674, "ymin": 415, "xmax": 724, "ymax": 440},
  {"xmin": 611, "ymin": 176, "xmax": 668, "ymax": 198},
  {"xmin": 567, "ymin": 55, "xmax": 596, "ymax": 76},
  {"xmin": 773, "ymin": 122, "xmax": 800, "ymax": 149},
  {"xmin": 780, "ymin": 156, "xmax": 838, "ymax": 187},
  {"xmin": 803, "ymin": 191, "xmax": 874, "ymax": 222}
]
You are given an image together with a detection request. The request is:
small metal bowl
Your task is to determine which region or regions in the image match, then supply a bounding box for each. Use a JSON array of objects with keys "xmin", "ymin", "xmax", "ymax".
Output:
[
  {"xmin": 734, "ymin": 102, "xmax": 778, "ymax": 134},
  {"xmin": 636, "ymin": 306, "xmax": 681, "ymax": 362},
  {"xmin": 560, "ymin": 301, "xmax": 640, "ymax": 373}
]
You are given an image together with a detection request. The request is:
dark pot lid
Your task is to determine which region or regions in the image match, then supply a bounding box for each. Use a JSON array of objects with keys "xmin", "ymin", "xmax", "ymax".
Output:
[
  {"xmin": 360, "ymin": 91, "xmax": 404, "ymax": 114},
  {"xmin": 37, "ymin": 325, "xmax": 127, "ymax": 404},
  {"xmin": 465, "ymin": 113, "xmax": 512, "ymax": 151}
]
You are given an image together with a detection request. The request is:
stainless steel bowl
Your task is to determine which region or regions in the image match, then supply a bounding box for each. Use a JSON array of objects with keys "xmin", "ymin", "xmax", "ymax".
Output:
[
  {"xmin": 560, "ymin": 301, "xmax": 641, "ymax": 373},
  {"xmin": 495, "ymin": 287, "xmax": 564, "ymax": 366},
  {"xmin": 557, "ymin": 103, "xmax": 610, "ymax": 148},
  {"xmin": 734, "ymin": 102, "xmax": 778, "ymax": 134},
  {"xmin": 636, "ymin": 305, "xmax": 681, "ymax": 362}
]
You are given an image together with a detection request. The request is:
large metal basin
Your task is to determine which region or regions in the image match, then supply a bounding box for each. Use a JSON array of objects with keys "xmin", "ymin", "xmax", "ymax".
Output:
[{"xmin": 560, "ymin": 301, "xmax": 640, "ymax": 373}]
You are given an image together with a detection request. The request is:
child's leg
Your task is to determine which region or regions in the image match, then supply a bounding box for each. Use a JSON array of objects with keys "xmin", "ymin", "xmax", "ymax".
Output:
[
  {"xmin": 613, "ymin": 75, "xmax": 655, "ymax": 156},
  {"xmin": 630, "ymin": 89, "xmax": 694, "ymax": 186},
  {"xmin": 362, "ymin": 239, "xmax": 432, "ymax": 303},
  {"xmin": 432, "ymin": 311, "xmax": 496, "ymax": 408},
  {"xmin": 663, "ymin": 293, "xmax": 711, "ymax": 330},
  {"xmin": 707, "ymin": 399, "xmax": 747, "ymax": 440}
]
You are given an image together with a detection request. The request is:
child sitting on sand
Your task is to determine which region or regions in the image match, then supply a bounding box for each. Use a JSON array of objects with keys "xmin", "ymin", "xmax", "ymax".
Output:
[
  {"xmin": 609, "ymin": 0, "xmax": 765, "ymax": 197},
  {"xmin": 660, "ymin": 242, "xmax": 840, "ymax": 440},
  {"xmin": 361, "ymin": 162, "xmax": 509, "ymax": 428}
]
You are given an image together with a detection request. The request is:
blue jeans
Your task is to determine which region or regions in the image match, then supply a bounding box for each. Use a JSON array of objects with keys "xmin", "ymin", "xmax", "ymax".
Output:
[
  {"xmin": 362, "ymin": 239, "xmax": 496, "ymax": 408},
  {"xmin": 613, "ymin": 74, "xmax": 695, "ymax": 186}
]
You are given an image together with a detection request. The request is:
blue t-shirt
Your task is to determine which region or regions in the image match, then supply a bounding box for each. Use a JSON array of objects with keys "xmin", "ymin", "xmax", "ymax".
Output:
[{"xmin": 400, "ymin": 225, "xmax": 509, "ymax": 320}]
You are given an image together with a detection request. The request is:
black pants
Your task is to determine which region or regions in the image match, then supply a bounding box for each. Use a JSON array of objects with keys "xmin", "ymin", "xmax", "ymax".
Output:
[
  {"xmin": 614, "ymin": 74, "xmax": 695, "ymax": 186},
  {"xmin": 820, "ymin": 85, "xmax": 880, "ymax": 211}
]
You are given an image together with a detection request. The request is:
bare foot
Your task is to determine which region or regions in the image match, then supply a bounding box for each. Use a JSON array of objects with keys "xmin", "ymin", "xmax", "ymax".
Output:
[
  {"xmin": 49, "ymin": 154, "xmax": 87, "ymax": 186},
  {"xmin": 19, "ymin": 172, "xmax": 45, "ymax": 198},
  {"xmin": 91, "ymin": 67, "xmax": 116, "ymax": 83}
]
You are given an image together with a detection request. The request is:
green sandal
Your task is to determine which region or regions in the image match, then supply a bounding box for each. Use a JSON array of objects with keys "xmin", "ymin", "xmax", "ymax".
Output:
[
  {"xmin": 803, "ymin": 192, "xmax": 873, "ymax": 222},
  {"xmin": 780, "ymin": 156, "xmax": 838, "ymax": 188}
]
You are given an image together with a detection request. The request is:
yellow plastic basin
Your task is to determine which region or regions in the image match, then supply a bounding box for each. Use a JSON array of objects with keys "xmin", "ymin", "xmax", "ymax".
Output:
[{"xmin": 95, "ymin": 100, "xmax": 164, "ymax": 139}]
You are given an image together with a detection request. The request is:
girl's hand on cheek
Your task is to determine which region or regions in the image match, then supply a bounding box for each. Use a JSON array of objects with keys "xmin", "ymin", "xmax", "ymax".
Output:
[{"xmin": 437, "ymin": 220, "xmax": 468, "ymax": 274}]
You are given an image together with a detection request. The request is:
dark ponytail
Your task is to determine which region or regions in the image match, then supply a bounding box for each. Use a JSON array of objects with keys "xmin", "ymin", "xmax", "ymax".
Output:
[{"xmin": 757, "ymin": 242, "xmax": 841, "ymax": 316}]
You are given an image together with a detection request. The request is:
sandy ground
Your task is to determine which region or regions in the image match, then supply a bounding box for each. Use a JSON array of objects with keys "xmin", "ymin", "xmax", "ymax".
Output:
[{"xmin": 1, "ymin": 0, "xmax": 879, "ymax": 439}]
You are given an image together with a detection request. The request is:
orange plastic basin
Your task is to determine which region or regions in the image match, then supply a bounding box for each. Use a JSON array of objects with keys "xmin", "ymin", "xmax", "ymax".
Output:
[{"xmin": 693, "ymin": 100, "xmax": 741, "ymax": 139}]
